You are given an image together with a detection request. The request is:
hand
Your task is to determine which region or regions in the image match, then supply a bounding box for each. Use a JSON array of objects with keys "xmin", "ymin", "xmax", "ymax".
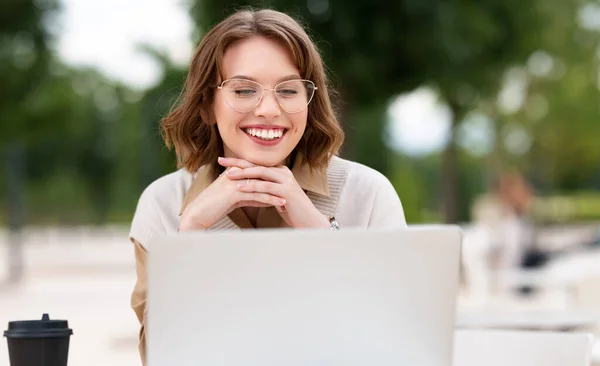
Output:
[
  {"xmin": 178, "ymin": 163, "xmax": 286, "ymax": 231},
  {"xmin": 219, "ymin": 157, "xmax": 331, "ymax": 229}
]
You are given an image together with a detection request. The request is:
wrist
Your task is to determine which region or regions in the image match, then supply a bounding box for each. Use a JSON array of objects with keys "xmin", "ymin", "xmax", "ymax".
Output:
[
  {"xmin": 312, "ymin": 213, "xmax": 332, "ymax": 229},
  {"xmin": 178, "ymin": 214, "xmax": 207, "ymax": 232}
]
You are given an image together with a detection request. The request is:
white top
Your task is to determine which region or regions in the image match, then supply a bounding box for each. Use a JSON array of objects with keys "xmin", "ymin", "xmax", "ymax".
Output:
[{"xmin": 129, "ymin": 156, "xmax": 406, "ymax": 250}]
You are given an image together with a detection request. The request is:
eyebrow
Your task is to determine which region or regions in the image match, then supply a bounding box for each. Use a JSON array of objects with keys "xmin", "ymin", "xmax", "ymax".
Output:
[{"xmin": 229, "ymin": 74, "xmax": 302, "ymax": 82}]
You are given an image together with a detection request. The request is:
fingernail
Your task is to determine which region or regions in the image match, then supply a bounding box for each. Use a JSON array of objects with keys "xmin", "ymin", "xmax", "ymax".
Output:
[
  {"xmin": 218, "ymin": 157, "xmax": 225, "ymax": 162},
  {"xmin": 237, "ymin": 182, "xmax": 246, "ymax": 188},
  {"xmin": 278, "ymin": 199, "xmax": 286, "ymax": 205}
]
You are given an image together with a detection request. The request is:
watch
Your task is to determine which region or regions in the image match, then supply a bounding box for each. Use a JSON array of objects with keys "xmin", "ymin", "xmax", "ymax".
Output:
[{"xmin": 328, "ymin": 216, "xmax": 340, "ymax": 231}]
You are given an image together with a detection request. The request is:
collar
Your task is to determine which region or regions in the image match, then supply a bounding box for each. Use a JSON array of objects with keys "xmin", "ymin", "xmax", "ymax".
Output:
[{"xmin": 179, "ymin": 152, "xmax": 330, "ymax": 215}]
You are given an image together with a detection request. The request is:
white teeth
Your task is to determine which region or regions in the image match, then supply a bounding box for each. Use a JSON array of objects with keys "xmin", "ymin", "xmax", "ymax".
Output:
[{"xmin": 244, "ymin": 128, "xmax": 284, "ymax": 141}]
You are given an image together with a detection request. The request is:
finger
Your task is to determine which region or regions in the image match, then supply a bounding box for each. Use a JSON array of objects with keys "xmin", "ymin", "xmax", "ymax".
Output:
[
  {"xmin": 237, "ymin": 179, "xmax": 285, "ymax": 196},
  {"xmin": 218, "ymin": 157, "xmax": 255, "ymax": 169},
  {"xmin": 237, "ymin": 192, "xmax": 286, "ymax": 207},
  {"xmin": 220, "ymin": 166, "xmax": 241, "ymax": 176},
  {"xmin": 226, "ymin": 166, "xmax": 283, "ymax": 183},
  {"xmin": 236, "ymin": 201, "xmax": 272, "ymax": 208}
]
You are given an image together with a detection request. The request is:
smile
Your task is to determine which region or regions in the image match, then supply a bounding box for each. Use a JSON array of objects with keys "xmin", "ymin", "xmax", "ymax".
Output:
[{"xmin": 243, "ymin": 127, "xmax": 286, "ymax": 141}]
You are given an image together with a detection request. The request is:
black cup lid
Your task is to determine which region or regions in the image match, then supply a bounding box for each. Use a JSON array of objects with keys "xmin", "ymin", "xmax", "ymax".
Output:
[{"xmin": 3, "ymin": 314, "xmax": 73, "ymax": 339}]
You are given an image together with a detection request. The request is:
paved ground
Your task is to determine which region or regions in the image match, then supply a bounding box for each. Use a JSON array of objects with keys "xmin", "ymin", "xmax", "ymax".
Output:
[{"xmin": 0, "ymin": 226, "xmax": 141, "ymax": 366}]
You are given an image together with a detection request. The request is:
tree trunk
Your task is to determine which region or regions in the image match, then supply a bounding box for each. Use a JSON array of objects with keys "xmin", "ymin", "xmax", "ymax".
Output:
[
  {"xmin": 484, "ymin": 114, "xmax": 505, "ymax": 188},
  {"xmin": 4, "ymin": 143, "xmax": 26, "ymax": 283},
  {"xmin": 442, "ymin": 101, "xmax": 463, "ymax": 223},
  {"xmin": 351, "ymin": 103, "xmax": 390, "ymax": 175},
  {"xmin": 335, "ymin": 86, "xmax": 356, "ymax": 162}
]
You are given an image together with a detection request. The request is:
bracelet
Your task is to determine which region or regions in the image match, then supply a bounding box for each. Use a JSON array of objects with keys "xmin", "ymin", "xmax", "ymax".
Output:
[{"xmin": 328, "ymin": 216, "xmax": 340, "ymax": 231}]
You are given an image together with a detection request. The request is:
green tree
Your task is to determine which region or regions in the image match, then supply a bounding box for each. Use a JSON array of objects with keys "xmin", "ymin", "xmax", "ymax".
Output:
[
  {"xmin": 0, "ymin": 0, "xmax": 58, "ymax": 226},
  {"xmin": 135, "ymin": 46, "xmax": 188, "ymax": 188},
  {"xmin": 483, "ymin": 0, "xmax": 600, "ymax": 193},
  {"xmin": 189, "ymin": 0, "xmax": 552, "ymax": 222},
  {"xmin": 0, "ymin": 0, "xmax": 58, "ymax": 143}
]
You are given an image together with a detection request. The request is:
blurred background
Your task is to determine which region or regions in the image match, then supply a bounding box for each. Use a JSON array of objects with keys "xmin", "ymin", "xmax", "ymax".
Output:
[{"xmin": 0, "ymin": 0, "xmax": 599, "ymax": 365}]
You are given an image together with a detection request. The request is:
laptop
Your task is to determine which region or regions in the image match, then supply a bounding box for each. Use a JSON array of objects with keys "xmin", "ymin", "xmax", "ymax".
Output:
[{"xmin": 146, "ymin": 226, "xmax": 462, "ymax": 366}]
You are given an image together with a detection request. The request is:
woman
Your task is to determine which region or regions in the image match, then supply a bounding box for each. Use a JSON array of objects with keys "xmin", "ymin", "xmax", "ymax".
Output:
[{"xmin": 129, "ymin": 8, "xmax": 406, "ymax": 364}]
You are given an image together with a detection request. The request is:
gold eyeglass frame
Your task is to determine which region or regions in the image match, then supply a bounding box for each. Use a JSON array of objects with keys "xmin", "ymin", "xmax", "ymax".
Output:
[{"xmin": 216, "ymin": 78, "xmax": 318, "ymax": 114}]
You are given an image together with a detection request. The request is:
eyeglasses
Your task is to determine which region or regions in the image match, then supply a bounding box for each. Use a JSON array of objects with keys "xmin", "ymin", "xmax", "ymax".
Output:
[{"xmin": 217, "ymin": 78, "xmax": 317, "ymax": 114}]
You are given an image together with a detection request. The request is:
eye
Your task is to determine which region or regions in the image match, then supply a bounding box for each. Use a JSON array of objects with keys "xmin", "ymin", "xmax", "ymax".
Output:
[
  {"xmin": 234, "ymin": 89, "xmax": 258, "ymax": 97},
  {"xmin": 277, "ymin": 88, "xmax": 299, "ymax": 97},
  {"xmin": 224, "ymin": 79, "xmax": 261, "ymax": 97}
]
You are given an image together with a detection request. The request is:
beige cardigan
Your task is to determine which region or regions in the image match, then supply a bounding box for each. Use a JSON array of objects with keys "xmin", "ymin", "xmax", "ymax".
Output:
[{"xmin": 130, "ymin": 155, "xmax": 406, "ymax": 250}]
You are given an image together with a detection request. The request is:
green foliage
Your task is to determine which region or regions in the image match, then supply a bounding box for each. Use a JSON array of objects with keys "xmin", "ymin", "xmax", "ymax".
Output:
[
  {"xmin": 135, "ymin": 47, "xmax": 187, "ymax": 187},
  {"xmin": 0, "ymin": 0, "xmax": 598, "ymax": 225},
  {"xmin": 532, "ymin": 192, "xmax": 600, "ymax": 223},
  {"xmin": 0, "ymin": 0, "xmax": 58, "ymax": 141}
]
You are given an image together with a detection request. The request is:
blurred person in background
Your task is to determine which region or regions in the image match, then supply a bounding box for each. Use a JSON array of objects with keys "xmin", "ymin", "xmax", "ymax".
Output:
[
  {"xmin": 494, "ymin": 173, "xmax": 538, "ymax": 269},
  {"xmin": 128, "ymin": 8, "xmax": 406, "ymax": 364},
  {"xmin": 471, "ymin": 172, "xmax": 537, "ymax": 272}
]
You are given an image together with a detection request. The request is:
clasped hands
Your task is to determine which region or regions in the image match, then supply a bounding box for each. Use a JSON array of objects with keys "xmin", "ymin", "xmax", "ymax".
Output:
[{"xmin": 178, "ymin": 157, "xmax": 330, "ymax": 231}]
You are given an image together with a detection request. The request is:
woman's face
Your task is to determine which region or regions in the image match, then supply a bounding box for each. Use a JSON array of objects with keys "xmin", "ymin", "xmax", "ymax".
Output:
[{"xmin": 213, "ymin": 36, "xmax": 308, "ymax": 167}]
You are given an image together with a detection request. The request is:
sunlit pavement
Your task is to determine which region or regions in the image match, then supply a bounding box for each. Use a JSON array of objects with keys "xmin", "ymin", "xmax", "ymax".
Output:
[
  {"xmin": 0, "ymin": 227, "xmax": 141, "ymax": 366},
  {"xmin": 1, "ymin": 225, "xmax": 598, "ymax": 366}
]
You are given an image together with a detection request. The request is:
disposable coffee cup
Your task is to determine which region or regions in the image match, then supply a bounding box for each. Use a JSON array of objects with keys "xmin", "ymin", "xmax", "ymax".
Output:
[{"xmin": 3, "ymin": 313, "xmax": 73, "ymax": 366}]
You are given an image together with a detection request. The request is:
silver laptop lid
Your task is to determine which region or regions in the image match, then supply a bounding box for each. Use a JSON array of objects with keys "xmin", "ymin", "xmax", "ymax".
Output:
[{"xmin": 147, "ymin": 226, "xmax": 461, "ymax": 366}]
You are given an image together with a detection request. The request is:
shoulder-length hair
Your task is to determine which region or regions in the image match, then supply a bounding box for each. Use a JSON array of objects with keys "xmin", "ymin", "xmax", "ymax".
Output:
[{"xmin": 161, "ymin": 8, "xmax": 344, "ymax": 172}]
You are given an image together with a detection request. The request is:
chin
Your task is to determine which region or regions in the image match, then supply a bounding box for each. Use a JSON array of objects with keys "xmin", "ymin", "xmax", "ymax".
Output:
[
  {"xmin": 240, "ymin": 151, "xmax": 290, "ymax": 167},
  {"xmin": 245, "ymin": 156, "xmax": 286, "ymax": 167}
]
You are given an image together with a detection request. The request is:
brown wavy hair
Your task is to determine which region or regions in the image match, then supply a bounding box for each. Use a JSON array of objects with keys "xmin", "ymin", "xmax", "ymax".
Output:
[{"xmin": 161, "ymin": 8, "xmax": 344, "ymax": 173}]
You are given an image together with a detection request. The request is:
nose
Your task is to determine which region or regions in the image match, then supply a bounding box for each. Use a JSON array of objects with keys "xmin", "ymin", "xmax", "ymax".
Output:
[{"xmin": 253, "ymin": 89, "xmax": 281, "ymax": 119}]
